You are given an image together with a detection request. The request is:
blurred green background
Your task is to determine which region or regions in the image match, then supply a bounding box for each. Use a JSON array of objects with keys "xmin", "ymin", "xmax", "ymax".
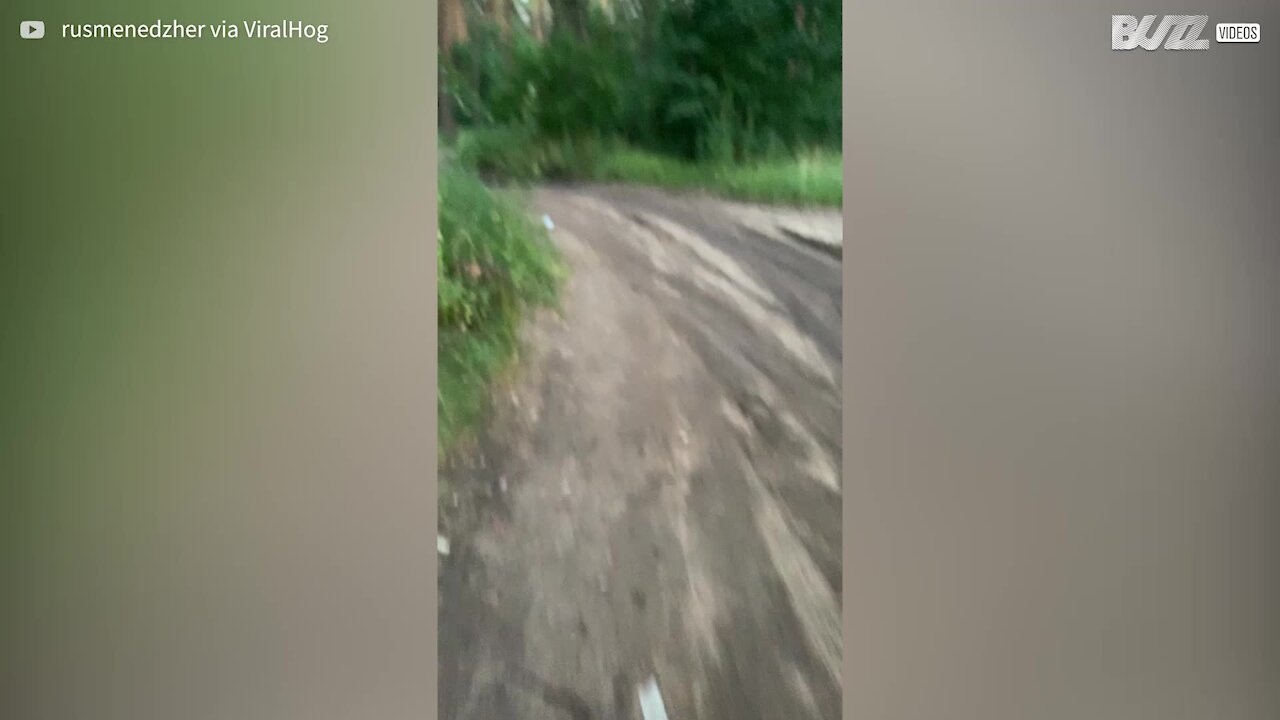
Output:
[{"xmin": 1, "ymin": 2, "xmax": 435, "ymax": 717}]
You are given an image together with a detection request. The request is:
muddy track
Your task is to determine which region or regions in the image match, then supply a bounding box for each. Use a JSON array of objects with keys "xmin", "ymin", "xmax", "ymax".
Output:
[{"xmin": 440, "ymin": 185, "xmax": 843, "ymax": 720}]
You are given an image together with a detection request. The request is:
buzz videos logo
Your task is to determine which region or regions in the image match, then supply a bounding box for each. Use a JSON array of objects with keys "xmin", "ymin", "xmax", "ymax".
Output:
[
  {"xmin": 1113, "ymin": 15, "xmax": 1209, "ymax": 50},
  {"xmin": 1112, "ymin": 15, "xmax": 1261, "ymax": 50}
]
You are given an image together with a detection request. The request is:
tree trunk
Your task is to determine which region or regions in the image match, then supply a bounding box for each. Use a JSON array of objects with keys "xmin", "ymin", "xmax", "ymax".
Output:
[
  {"xmin": 531, "ymin": 0, "xmax": 546, "ymax": 43},
  {"xmin": 491, "ymin": 0, "xmax": 510, "ymax": 38},
  {"xmin": 442, "ymin": 0, "xmax": 468, "ymax": 45},
  {"xmin": 438, "ymin": 0, "xmax": 468, "ymax": 139}
]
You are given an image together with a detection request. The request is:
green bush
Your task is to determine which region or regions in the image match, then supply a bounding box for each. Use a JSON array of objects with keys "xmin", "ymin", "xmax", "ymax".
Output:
[
  {"xmin": 538, "ymin": 134, "xmax": 607, "ymax": 179},
  {"xmin": 453, "ymin": 125, "xmax": 543, "ymax": 181},
  {"xmin": 520, "ymin": 34, "xmax": 627, "ymax": 140},
  {"xmin": 452, "ymin": 126, "xmax": 613, "ymax": 183}
]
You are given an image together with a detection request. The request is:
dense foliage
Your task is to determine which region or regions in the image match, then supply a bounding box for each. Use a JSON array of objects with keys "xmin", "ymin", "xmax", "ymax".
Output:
[{"xmin": 443, "ymin": 0, "xmax": 841, "ymax": 164}]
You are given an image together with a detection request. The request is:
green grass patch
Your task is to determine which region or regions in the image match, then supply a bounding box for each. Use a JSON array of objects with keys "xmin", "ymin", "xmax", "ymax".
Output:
[
  {"xmin": 449, "ymin": 126, "xmax": 841, "ymax": 207},
  {"xmin": 596, "ymin": 148, "xmax": 843, "ymax": 207},
  {"xmin": 438, "ymin": 164, "xmax": 562, "ymax": 457}
]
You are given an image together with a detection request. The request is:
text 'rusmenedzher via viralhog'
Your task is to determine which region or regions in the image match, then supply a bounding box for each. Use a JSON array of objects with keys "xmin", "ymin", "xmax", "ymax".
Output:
[{"xmin": 61, "ymin": 19, "xmax": 330, "ymax": 44}]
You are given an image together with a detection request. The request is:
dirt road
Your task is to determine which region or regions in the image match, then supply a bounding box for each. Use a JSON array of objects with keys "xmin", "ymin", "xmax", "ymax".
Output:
[{"xmin": 439, "ymin": 185, "xmax": 843, "ymax": 720}]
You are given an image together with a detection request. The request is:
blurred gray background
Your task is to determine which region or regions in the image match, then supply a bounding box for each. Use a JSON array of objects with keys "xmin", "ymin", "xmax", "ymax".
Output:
[{"xmin": 846, "ymin": 2, "xmax": 1279, "ymax": 718}]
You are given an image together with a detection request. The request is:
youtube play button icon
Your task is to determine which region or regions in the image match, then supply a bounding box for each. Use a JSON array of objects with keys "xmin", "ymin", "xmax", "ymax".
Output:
[{"xmin": 21, "ymin": 20, "xmax": 45, "ymax": 39}]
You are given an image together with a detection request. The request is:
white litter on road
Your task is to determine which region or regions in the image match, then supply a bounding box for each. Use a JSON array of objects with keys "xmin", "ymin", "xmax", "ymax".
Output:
[
  {"xmin": 637, "ymin": 676, "xmax": 671, "ymax": 720},
  {"xmin": 437, "ymin": 535, "xmax": 450, "ymax": 556},
  {"xmin": 542, "ymin": 214, "xmax": 555, "ymax": 231}
]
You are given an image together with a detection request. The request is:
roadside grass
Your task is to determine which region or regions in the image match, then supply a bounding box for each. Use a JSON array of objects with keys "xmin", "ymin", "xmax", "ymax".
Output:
[
  {"xmin": 438, "ymin": 164, "xmax": 562, "ymax": 458},
  {"xmin": 449, "ymin": 126, "xmax": 842, "ymax": 207},
  {"xmin": 596, "ymin": 147, "xmax": 843, "ymax": 207}
]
